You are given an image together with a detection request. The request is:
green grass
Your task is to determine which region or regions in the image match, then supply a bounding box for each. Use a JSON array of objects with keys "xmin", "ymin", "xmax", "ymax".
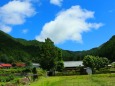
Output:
[{"xmin": 30, "ymin": 74, "xmax": 115, "ymax": 86}]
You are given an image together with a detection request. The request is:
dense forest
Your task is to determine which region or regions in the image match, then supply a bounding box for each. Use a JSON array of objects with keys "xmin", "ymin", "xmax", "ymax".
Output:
[
  {"xmin": 0, "ymin": 30, "xmax": 115, "ymax": 63},
  {"xmin": 62, "ymin": 35, "xmax": 115, "ymax": 62}
]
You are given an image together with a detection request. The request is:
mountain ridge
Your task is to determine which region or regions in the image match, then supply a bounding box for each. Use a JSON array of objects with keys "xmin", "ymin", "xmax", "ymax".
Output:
[{"xmin": 0, "ymin": 30, "xmax": 115, "ymax": 62}]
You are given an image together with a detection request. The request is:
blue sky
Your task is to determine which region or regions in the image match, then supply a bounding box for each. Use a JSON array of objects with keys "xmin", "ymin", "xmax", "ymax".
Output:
[{"xmin": 0, "ymin": 0, "xmax": 115, "ymax": 51}]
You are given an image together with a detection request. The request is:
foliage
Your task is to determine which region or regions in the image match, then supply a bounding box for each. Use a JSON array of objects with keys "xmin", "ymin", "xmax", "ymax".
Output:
[
  {"xmin": 56, "ymin": 61, "xmax": 64, "ymax": 72},
  {"xmin": 0, "ymin": 72, "xmax": 14, "ymax": 82},
  {"xmin": 83, "ymin": 55, "xmax": 109, "ymax": 71},
  {"xmin": 39, "ymin": 38, "xmax": 63, "ymax": 71},
  {"xmin": 0, "ymin": 54, "xmax": 9, "ymax": 63},
  {"xmin": 32, "ymin": 67, "xmax": 37, "ymax": 74},
  {"xmin": 56, "ymin": 49, "xmax": 64, "ymax": 72},
  {"xmin": 25, "ymin": 60, "xmax": 32, "ymax": 68},
  {"xmin": 95, "ymin": 67, "xmax": 110, "ymax": 74},
  {"xmin": 37, "ymin": 68, "xmax": 46, "ymax": 76},
  {"xmin": 32, "ymin": 67, "xmax": 38, "ymax": 81},
  {"xmin": 83, "ymin": 55, "xmax": 96, "ymax": 69},
  {"xmin": 0, "ymin": 68, "xmax": 32, "ymax": 85},
  {"xmin": 55, "ymin": 70, "xmax": 80, "ymax": 76},
  {"xmin": 111, "ymin": 62, "xmax": 115, "ymax": 68}
]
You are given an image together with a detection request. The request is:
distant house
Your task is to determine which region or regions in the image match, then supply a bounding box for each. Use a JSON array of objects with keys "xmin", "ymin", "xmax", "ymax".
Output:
[
  {"xmin": 15, "ymin": 62, "xmax": 26, "ymax": 67},
  {"xmin": 0, "ymin": 63, "xmax": 12, "ymax": 68},
  {"xmin": 32, "ymin": 63, "xmax": 40, "ymax": 68},
  {"xmin": 64, "ymin": 61, "xmax": 83, "ymax": 70}
]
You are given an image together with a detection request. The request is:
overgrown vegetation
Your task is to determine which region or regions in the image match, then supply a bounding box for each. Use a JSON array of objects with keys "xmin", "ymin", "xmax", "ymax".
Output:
[
  {"xmin": 30, "ymin": 74, "xmax": 115, "ymax": 86},
  {"xmin": 0, "ymin": 68, "xmax": 26, "ymax": 85},
  {"xmin": 0, "ymin": 68, "xmax": 46, "ymax": 85}
]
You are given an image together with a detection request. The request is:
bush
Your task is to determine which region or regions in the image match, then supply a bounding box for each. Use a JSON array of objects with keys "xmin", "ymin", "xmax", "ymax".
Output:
[
  {"xmin": 55, "ymin": 70, "xmax": 80, "ymax": 76},
  {"xmin": 0, "ymin": 68, "xmax": 24, "ymax": 83},
  {"xmin": 55, "ymin": 72, "xmax": 63, "ymax": 76},
  {"xmin": 95, "ymin": 68, "xmax": 110, "ymax": 74},
  {"xmin": 37, "ymin": 68, "xmax": 46, "ymax": 76}
]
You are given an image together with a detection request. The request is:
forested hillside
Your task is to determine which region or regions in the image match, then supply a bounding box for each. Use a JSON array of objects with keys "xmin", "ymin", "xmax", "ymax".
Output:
[
  {"xmin": 0, "ymin": 30, "xmax": 42, "ymax": 63},
  {"xmin": 0, "ymin": 30, "xmax": 115, "ymax": 63},
  {"xmin": 62, "ymin": 35, "xmax": 115, "ymax": 61}
]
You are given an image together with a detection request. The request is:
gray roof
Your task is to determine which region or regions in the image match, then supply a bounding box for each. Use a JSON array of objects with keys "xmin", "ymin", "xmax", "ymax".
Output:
[
  {"xmin": 32, "ymin": 63, "xmax": 40, "ymax": 66},
  {"xmin": 64, "ymin": 61, "xmax": 83, "ymax": 67}
]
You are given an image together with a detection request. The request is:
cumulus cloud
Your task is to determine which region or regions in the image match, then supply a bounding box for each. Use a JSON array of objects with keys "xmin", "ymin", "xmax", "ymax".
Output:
[
  {"xmin": 0, "ymin": 0, "xmax": 35, "ymax": 33},
  {"xmin": 50, "ymin": 0, "xmax": 63, "ymax": 6},
  {"xmin": 0, "ymin": 25, "xmax": 12, "ymax": 33},
  {"xmin": 36, "ymin": 5, "xmax": 103, "ymax": 44}
]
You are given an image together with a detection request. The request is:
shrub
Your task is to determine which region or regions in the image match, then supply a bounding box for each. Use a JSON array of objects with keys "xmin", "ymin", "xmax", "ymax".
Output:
[{"xmin": 98, "ymin": 68, "xmax": 110, "ymax": 74}]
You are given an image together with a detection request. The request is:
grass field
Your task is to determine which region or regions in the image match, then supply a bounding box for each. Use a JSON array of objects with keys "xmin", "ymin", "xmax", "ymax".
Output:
[{"xmin": 30, "ymin": 74, "xmax": 115, "ymax": 86}]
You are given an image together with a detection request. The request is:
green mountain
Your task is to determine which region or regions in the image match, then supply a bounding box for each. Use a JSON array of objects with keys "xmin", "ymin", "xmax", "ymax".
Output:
[
  {"xmin": 0, "ymin": 30, "xmax": 43, "ymax": 63},
  {"xmin": 98, "ymin": 35, "xmax": 115, "ymax": 61},
  {"xmin": 62, "ymin": 35, "xmax": 115, "ymax": 61},
  {"xmin": 0, "ymin": 30, "xmax": 115, "ymax": 63}
]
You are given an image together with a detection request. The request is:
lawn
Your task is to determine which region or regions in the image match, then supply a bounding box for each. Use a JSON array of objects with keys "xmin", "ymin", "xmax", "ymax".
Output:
[{"xmin": 30, "ymin": 73, "xmax": 115, "ymax": 86}]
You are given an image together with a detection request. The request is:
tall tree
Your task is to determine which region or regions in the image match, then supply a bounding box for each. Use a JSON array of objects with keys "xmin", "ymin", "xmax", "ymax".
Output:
[{"xmin": 39, "ymin": 38, "xmax": 63, "ymax": 71}]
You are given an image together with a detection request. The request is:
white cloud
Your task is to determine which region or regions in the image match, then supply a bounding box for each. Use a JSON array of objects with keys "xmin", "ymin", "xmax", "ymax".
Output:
[
  {"xmin": 50, "ymin": 0, "xmax": 63, "ymax": 6},
  {"xmin": 36, "ymin": 5, "xmax": 103, "ymax": 44},
  {"xmin": 0, "ymin": 0, "xmax": 35, "ymax": 33},
  {"xmin": 0, "ymin": 25, "xmax": 12, "ymax": 33},
  {"xmin": 22, "ymin": 29, "xmax": 28, "ymax": 34}
]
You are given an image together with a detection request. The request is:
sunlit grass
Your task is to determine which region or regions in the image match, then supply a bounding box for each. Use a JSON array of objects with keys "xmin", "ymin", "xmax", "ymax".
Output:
[{"xmin": 30, "ymin": 73, "xmax": 115, "ymax": 86}]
